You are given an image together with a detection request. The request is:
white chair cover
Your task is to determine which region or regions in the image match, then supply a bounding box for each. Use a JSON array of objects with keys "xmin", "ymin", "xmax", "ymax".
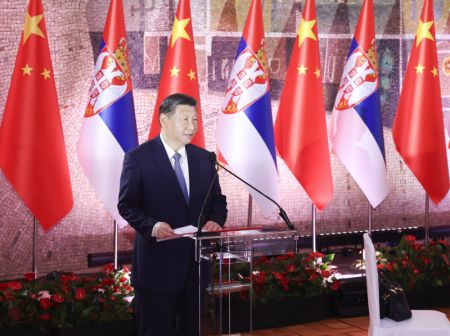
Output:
[{"xmin": 363, "ymin": 233, "xmax": 450, "ymax": 336}]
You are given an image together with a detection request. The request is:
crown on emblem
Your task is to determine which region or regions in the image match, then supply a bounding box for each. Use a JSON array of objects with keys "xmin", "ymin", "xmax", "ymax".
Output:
[
  {"xmin": 114, "ymin": 37, "xmax": 130, "ymax": 79},
  {"xmin": 255, "ymin": 39, "xmax": 269, "ymax": 74},
  {"xmin": 367, "ymin": 39, "xmax": 378, "ymax": 73}
]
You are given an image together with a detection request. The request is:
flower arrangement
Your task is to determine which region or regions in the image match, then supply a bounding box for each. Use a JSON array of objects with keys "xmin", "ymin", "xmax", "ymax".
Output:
[
  {"xmin": 377, "ymin": 235, "xmax": 450, "ymax": 290},
  {"xmin": 0, "ymin": 264, "xmax": 134, "ymax": 333},
  {"xmin": 234, "ymin": 251, "xmax": 340, "ymax": 305}
]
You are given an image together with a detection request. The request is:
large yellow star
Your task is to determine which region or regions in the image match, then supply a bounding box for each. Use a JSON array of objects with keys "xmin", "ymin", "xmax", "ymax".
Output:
[
  {"xmin": 415, "ymin": 20, "xmax": 434, "ymax": 47},
  {"xmin": 23, "ymin": 12, "xmax": 45, "ymax": 44},
  {"xmin": 170, "ymin": 65, "xmax": 180, "ymax": 77},
  {"xmin": 170, "ymin": 17, "xmax": 191, "ymax": 48},
  {"xmin": 22, "ymin": 64, "xmax": 33, "ymax": 76},
  {"xmin": 187, "ymin": 69, "xmax": 196, "ymax": 80},
  {"xmin": 41, "ymin": 68, "xmax": 51, "ymax": 79},
  {"xmin": 297, "ymin": 18, "xmax": 316, "ymax": 47},
  {"xmin": 297, "ymin": 64, "xmax": 308, "ymax": 75},
  {"xmin": 415, "ymin": 64, "xmax": 425, "ymax": 74}
]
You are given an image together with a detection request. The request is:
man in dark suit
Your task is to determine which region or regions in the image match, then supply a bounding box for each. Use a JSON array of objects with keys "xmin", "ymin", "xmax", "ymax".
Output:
[{"xmin": 118, "ymin": 93, "xmax": 227, "ymax": 336}]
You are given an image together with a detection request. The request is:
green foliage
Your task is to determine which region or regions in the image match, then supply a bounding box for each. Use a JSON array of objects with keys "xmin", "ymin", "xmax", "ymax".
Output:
[{"xmin": 377, "ymin": 235, "xmax": 450, "ymax": 290}]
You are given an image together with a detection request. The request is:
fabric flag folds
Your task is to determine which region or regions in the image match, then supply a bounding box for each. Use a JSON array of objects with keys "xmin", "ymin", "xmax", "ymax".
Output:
[
  {"xmin": 216, "ymin": 0, "xmax": 279, "ymax": 213},
  {"xmin": 77, "ymin": 0, "xmax": 138, "ymax": 227},
  {"xmin": 392, "ymin": 0, "xmax": 449, "ymax": 204},
  {"xmin": 0, "ymin": 0, "xmax": 73, "ymax": 230},
  {"xmin": 329, "ymin": 0, "xmax": 388, "ymax": 208},
  {"xmin": 148, "ymin": 0, "xmax": 204, "ymax": 147},
  {"xmin": 274, "ymin": 0, "xmax": 333, "ymax": 211}
]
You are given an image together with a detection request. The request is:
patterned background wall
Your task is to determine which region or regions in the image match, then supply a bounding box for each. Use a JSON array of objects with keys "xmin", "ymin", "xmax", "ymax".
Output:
[{"xmin": 0, "ymin": 0, "xmax": 449, "ymax": 280}]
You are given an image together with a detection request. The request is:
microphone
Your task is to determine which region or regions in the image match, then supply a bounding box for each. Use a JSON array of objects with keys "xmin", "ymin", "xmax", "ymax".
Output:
[
  {"xmin": 196, "ymin": 157, "xmax": 220, "ymax": 236},
  {"xmin": 209, "ymin": 152, "xmax": 295, "ymax": 231}
]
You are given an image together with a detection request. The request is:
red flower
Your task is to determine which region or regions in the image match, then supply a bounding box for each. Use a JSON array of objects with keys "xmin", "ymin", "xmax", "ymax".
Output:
[
  {"xmin": 39, "ymin": 298, "xmax": 52, "ymax": 311},
  {"xmin": 52, "ymin": 294, "xmax": 64, "ymax": 303},
  {"xmin": 101, "ymin": 278, "xmax": 114, "ymax": 286},
  {"xmin": 119, "ymin": 276, "xmax": 128, "ymax": 283},
  {"xmin": 309, "ymin": 252, "xmax": 325, "ymax": 259},
  {"xmin": 330, "ymin": 280, "xmax": 340, "ymax": 291},
  {"xmin": 287, "ymin": 264, "xmax": 296, "ymax": 273},
  {"xmin": 403, "ymin": 235, "xmax": 416, "ymax": 243},
  {"xmin": 39, "ymin": 313, "xmax": 51, "ymax": 321},
  {"xmin": 102, "ymin": 263, "xmax": 115, "ymax": 274},
  {"xmin": 24, "ymin": 273, "xmax": 35, "ymax": 282},
  {"xmin": 122, "ymin": 266, "xmax": 131, "ymax": 273},
  {"xmin": 74, "ymin": 288, "xmax": 86, "ymax": 301},
  {"xmin": 321, "ymin": 270, "xmax": 331, "ymax": 278},
  {"xmin": 8, "ymin": 281, "xmax": 22, "ymax": 291}
]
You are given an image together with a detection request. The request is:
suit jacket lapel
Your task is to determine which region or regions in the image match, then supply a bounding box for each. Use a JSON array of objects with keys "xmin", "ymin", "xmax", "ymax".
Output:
[{"xmin": 152, "ymin": 136, "xmax": 189, "ymax": 206}]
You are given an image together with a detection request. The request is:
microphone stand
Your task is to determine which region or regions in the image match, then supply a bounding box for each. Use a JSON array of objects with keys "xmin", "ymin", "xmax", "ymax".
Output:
[
  {"xmin": 196, "ymin": 164, "xmax": 220, "ymax": 236},
  {"xmin": 213, "ymin": 156, "xmax": 295, "ymax": 231}
]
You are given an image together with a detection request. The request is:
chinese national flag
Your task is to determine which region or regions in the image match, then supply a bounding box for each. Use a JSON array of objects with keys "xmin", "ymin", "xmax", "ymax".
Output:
[
  {"xmin": 0, "ymin": 0, "xmax": 73, "ymax": 229},
  {"xmin": 274, "ymin": 0, "xmax": 333, "ymax": 210},
  {"xmin": 392, "ymin": 0, "xmax": 449, "ymax": 204},
  {"xmin": 148, "ymin": 0, "xmax": 204, "ymax": 147}
]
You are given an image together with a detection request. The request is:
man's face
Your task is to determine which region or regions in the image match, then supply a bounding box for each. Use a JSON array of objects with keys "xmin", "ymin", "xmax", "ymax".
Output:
[{"xmin": 160, "ymin": 104, "xmax": 198, "ymax": 150}]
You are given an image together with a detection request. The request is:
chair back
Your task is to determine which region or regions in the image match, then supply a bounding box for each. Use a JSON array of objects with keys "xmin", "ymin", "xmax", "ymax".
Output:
[{"xmin": 364, "ymin": 233, "xmax": 381, "ymax": 327}]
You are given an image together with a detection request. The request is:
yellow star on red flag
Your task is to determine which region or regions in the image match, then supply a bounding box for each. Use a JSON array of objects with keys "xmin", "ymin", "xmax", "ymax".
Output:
[
  {"xmin": 297, "ymin": 18, "xmax": 316, "ymax": 47},
  {"xmin": 170, "ymin": 17, "xmax": 191, "ymax": 48},
  {"xmin": 23, "ymin": 12, "xmax": 45, "ymax": 44},
  {"xmin": 170, "ymin": 65, "xmax": 180, "ymax": 77},
  {"xmin": 22, "ymin": 64, "xmax": 33, "ymax": 76},
  {"xmin": 415, "ymin": 20, "xmax": 434, "ymax": 47},
  {"xmin": 41, "ymin": 68, "xmax": 50, "ymax": 79}
]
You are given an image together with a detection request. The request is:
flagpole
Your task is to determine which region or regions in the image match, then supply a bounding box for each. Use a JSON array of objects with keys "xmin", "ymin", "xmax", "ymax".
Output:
[
  {"xmin": 367, "ymin": 202, "xmax": 372, "ymax": 235},
  {"xmin": 247, "ymin": 194, "xmax": 253, "ymax": 227},
  {"xmin": 113, "ymin": 219, "xmax": 118, "ymax": 270},
  {"xmin": 311, "ymin": 204, "xmax": 317, "ymax": 252},
  {"xmin": 33, "ymin": 217, "xmax": 38, "ymax": 278},
  {"xmin": 424, "ymin": 194, "xmax": 430, "ymax": 245}
]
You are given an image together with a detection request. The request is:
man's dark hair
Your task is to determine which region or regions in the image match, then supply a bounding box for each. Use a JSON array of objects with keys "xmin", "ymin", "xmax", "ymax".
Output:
[{"xmin": 159, "ymin": 93, "xmax": 197, "ymax": 117}]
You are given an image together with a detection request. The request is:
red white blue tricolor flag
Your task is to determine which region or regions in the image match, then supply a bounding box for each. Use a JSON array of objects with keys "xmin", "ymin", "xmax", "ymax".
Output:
[
  {"xmin": 216, "ymin": 0, "xmax": 279, "ymax": 213},
  {"xmin": 329, "ymin": 0, "xmax": 388, "ymax": 208},
  {"xmin": 77, "ymin": 0, "xmax": 138, "ymax": 227}
]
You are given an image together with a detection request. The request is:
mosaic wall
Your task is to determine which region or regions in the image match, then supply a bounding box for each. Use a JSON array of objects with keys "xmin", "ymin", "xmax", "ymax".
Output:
[{"xmin": 0, "ymin": 0, "xmax": 449, "ymax": 280}]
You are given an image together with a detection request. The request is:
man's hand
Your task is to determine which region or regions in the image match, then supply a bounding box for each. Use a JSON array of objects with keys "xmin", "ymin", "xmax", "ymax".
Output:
[
  {"xmin": 154, "ymin": 222, "xmax": 175, "ymax": 239},
  {"xmin": 202, "ymin": 221, "xmax": 222, "ymax": 232}
]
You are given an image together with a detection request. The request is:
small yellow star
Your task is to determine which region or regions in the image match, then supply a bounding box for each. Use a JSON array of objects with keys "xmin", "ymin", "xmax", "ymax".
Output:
[
  {"xmin": 187, "ymin": 69, "xmax": 196, "ymax": 80},
  {"xmin": 415, "ymin": 64, "xmax": 425, "ymax": 74},
  {"xmin": 23, "ymin": 12, "xmax": 45, "ymax": 44},
  {"xmin": 22, "ymin": 64, "xmax": 33, "ymax": 76},
  {"xmin": 297, "ymin": 64, "xmax": 308, "ymax": 75},
  {"xmin": 415, "ymin": 20, "xmax": 434, "ymax": 47},
  {"xmin": 314, "ymin": 68, "xmax": 321, "ymax": 78},
  {"xmin": 41, "ymin": 68, "xmax": 51, "ymax": 79},
  {"xmin": 297, "ymin": 18, "xmax": 316, "ymax": 47},
  {"xmin": 431, "ymin": 67, "xmax": 438, "ymax": 77},
  {"xmin": 170, "ymin": 17, "xmax": 191, "ymax": 48},
  {"xmin": 170, "ymin": 65, "xmax": 180, "ymax": 77}
]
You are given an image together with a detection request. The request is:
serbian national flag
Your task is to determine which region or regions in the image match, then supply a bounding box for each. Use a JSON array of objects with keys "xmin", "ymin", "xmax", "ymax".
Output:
[
  {"xmin": 216, "ymin": 0, "xmax": 279, "ymax": 213},
  {"xmin": 329, "ymin": 0, "xmax": 388, "ymax": 208},
  {"xmin": 392, "ymin": 0, "xmax": 449, "ymax": 204},
  {"xmin": 274, "ymin": 0, "xmax": 333, "ymax": 211},
  {"xmin": 148, "ymin": 0, "xmax": 204, "ymax": 147},
  {"xmin": 0, "ymin": 0, "xmax": 73, "ymax": 230},
  {"xmin": 77, "ymin": 0, "xmax": 138, "ymax": 227}
]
